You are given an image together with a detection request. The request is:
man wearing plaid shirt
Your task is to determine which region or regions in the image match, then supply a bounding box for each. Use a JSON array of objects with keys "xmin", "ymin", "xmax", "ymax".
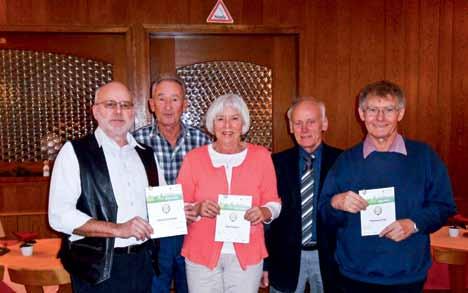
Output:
[{"xmin": 133, "ymin": 74, "xmax": 211, "ymax": 293}]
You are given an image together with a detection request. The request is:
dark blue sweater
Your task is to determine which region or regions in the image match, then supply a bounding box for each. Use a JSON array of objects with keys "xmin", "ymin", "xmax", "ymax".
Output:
[{"xmin": 319, "ymin": 139, "xmax": 456, "ymax": 285}]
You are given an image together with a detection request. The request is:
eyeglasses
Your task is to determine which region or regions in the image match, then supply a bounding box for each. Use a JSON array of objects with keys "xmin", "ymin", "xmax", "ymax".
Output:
[
  {"xmin": 95, "ymin": 100, "xmax": 134, "ymax": 110},
  {"xmin": 364, "ymin": 106, "xmax": 399, "ymax": 117}
]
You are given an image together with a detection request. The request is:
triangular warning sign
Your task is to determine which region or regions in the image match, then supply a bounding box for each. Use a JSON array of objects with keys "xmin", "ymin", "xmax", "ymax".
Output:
[{"xmin": 207, "ymin": 0, "xmax": 234, "ymax": 24}]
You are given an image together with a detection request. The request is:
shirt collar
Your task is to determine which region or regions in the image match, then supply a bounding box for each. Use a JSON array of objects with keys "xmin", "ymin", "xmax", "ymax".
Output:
[
  {"xmin": 299, "ymin": 143, "xmax": 322, "ymax": 160},
  {"xmin": 363, "ymin": 133, "xmax": 407, "ymax": 159},
  {"xmin": 94, "ymin": 127, "xmax": 143, "ymax": 149}
]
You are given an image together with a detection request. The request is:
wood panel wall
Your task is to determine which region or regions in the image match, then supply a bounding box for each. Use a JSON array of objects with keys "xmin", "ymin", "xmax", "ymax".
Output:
[
  {"xmin": 0, "ymin": 0, "xmax": 467, "ymax": 215},
  {"xmin": 0, "ymin": 177, "xmax": 59, "ymax": 238}
]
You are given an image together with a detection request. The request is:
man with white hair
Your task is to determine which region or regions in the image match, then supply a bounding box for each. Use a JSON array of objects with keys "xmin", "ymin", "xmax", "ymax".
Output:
[
  {"xmin": 319, "ymin": 80, "xmax": 456, "ymax": 292},
  {"xmin": 263, "ymin": 97, "xmax": 342, "ymax": 293}
]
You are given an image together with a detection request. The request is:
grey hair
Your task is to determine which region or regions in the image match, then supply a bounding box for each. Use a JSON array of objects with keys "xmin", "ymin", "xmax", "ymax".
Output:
[
  {"xmin": 204, "ymin": 94, "xmax": 250, "ymax": 135},
  {"xmin": 150, "ymin": 73, "xmax": 186, "ymax": 98},
  {"xmin": 287, "ymin": 97, "xmax": 327, "ymax": 122},
  {"xmin": 358, "ymin": 80, "xmax": 405, "ymax": 110}
]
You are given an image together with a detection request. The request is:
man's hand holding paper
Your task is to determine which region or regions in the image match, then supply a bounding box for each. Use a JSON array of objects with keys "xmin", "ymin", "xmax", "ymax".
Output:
[
  {"xmin": 331, "ymin": 191, "xmax": 368, "ymax": 213},
  {"xmin": 146, "ymin": 184, "xmax": 187, "ymax": 238},
  {"xmin": 215, "ymin": 194, "xmax": 252, "ymax": 244},
  {"xmin": 379, "ymin": 219, "xmax": 416, "ymax": 242}
]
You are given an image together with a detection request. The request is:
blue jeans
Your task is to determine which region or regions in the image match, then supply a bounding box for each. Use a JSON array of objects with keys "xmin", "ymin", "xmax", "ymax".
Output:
[{"xmin": 152, "ymin": 235, "xmax": 188, "ymax": 293}]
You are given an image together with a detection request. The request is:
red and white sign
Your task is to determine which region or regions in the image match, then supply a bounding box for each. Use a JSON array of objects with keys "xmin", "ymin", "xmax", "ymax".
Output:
[{"xmin": 206, "ymin": 0, "xmax": 234, "ymax": 24}]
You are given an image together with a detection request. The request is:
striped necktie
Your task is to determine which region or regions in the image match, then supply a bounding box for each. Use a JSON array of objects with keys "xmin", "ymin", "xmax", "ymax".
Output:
[{"xmin": 301, "ymin": 154, "xmax": 315, "ymax": 246}]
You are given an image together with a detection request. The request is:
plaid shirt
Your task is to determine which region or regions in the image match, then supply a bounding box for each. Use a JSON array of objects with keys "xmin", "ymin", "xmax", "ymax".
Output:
[{"xmin": 133, "ymin": 122, "xmax": 211, "ymax": 184}]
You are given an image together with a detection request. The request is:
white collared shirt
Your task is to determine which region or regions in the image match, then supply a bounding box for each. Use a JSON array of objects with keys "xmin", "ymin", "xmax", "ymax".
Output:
[{"xmin": 48, "ymin": 127, "xmax": 166, "ymax": 247}]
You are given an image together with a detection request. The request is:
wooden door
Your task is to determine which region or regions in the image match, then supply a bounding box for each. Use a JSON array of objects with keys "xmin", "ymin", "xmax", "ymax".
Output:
[{"xmin": 149, "ymin": 34, "xmax": 298, "ymax": 153}]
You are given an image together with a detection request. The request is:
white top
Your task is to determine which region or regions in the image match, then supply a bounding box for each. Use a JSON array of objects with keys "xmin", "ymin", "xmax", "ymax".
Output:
[
  {"xmin": 48, "ymin": 127, "xmax": 166, "ymax": 247},
  {"xmin": 207, "ymin": 144, "xmax": 281, "ymax": 254}
]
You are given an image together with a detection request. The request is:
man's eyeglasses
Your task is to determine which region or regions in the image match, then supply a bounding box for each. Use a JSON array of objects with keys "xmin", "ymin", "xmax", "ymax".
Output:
[
  {"xmin": 95, "ymin": 100, "xmax": 134, "ymax": 110},
  {"xmin": 364, "ymin": 106, "xmax": 399, "ymax": 117}
]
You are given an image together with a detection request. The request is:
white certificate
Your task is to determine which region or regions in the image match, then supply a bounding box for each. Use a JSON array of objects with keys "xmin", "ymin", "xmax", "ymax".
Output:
[
  {"xmin": 146, "ymin": 184, "xmax": 187, "ymax": 238},
  {"xmin": 215, "ymin": 194, "xmax": 252, "ymax": 244},
  {"xmin": 359, "ymin": 187, "xmax": 396, "ymax": 236}
]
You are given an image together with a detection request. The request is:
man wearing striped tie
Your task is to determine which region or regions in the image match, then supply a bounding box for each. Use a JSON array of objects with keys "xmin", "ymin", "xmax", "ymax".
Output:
[{"xmin": 262, "ymin": 98, "xmax": 342, "ymax": 293}]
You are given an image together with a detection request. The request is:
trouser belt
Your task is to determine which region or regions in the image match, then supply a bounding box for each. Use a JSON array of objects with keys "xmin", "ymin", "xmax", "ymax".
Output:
[
  {"xmin": 114, "ymin": 241, "xmax": 149, "ymax": 255},
  {"xmin": 301, "ymin": 243, "xmax": 318, "ymax": 251}
]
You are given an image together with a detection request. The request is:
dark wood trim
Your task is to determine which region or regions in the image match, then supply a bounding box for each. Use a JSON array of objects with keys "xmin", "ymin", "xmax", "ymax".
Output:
[
  {"xmin": 126, "ymin": 24, "xmax": 138, "ymax": 119},
  {"xmin": 132, "ymin": 24, "xmax": 152, "ymax": 127},
  {"xmin": 143, "ymin": 24, "xmax": 302, "ymax": 35},
  {"xmin": 0, "ymin": 25, "xmax": 129, "ymax": 33}
]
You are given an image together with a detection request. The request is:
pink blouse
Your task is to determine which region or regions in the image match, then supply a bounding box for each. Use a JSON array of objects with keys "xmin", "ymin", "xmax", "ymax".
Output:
[{"xmin": 177, "ymin": 144, "xmax": 280, "ymax": 269}]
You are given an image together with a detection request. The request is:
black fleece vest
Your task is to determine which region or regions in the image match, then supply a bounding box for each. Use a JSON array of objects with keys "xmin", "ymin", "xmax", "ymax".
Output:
[{"xmin": 59, "ymin": 134, "xmax": 158, "ymax": 284}]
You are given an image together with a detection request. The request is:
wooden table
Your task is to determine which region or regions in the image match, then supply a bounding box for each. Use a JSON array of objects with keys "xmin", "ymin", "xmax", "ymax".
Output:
[
  {"xmin": 0, "ymin": 238, "xmax": 65, "ymax": 293},
  {"xmin": 430, "ymin": 226, "xmax": 468, "ymax": 293}
]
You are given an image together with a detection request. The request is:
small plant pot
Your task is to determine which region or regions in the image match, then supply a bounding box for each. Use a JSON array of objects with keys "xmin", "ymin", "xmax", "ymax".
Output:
[
  {"xmin": 448, "ymin": 226, "xmax": 459, "ymax": 238},
  {"xmin": 20, "ymin": 245, "xmax": 33, "ymax": 256}
]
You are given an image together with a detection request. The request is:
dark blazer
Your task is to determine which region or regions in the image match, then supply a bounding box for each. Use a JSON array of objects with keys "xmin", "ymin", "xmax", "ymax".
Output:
[{"xmin": 266, "ymin": 143, "xmax": 342, "ymax": 292}]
